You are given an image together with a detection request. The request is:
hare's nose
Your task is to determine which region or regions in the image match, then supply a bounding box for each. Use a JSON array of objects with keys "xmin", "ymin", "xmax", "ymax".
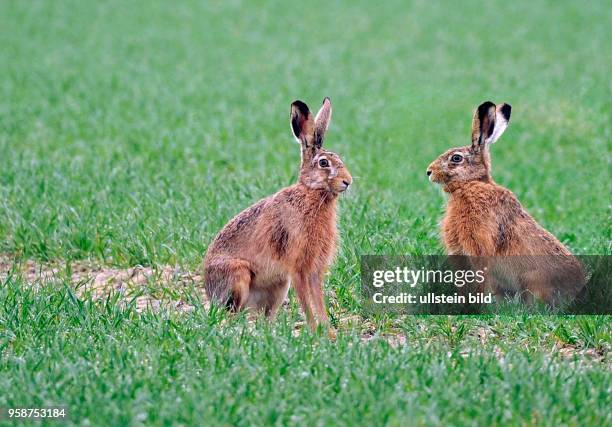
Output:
[
  {"xmin": 426, "ymin": 170, "xmax": 432, "ymax": 176},
  {"xmin": 342, "ymin": 180, "xmax": 351, "ymax": 187}
]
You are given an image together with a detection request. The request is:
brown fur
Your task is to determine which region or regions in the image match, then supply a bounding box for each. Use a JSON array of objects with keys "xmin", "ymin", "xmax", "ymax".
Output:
[
  {"xmin": 427, "ymin": 101, "xmax": 584, "ymax": 304},
  {"xmin": 204, "ymin": 98, "xmax": 352, "ymax": 331}
]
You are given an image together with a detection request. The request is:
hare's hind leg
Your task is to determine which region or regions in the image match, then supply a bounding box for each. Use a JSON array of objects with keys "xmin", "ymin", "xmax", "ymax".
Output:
[
  {"xmin": 261, "ymin": 278, "xmax": 290, "ymax": 319},
  {"xmin": 244, "ymin": 277, "xmax": 289, "ymax": 318},
  {"xmin": 520, "ymin": 269, "xmax": 553, "ymax": 305},
  {"xmin": 204, "ymin": 259, "xmax": 253, "ymax": 311}
]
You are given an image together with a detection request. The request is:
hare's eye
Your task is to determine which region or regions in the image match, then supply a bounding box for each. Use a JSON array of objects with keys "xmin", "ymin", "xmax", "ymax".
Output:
[
  {"xmin": 318, "ymin": 158, "xmax": 329, "ymax": 168},
  {"xmin": 451, "ymin": 154, "xmax": 463, "ymax": 163}
]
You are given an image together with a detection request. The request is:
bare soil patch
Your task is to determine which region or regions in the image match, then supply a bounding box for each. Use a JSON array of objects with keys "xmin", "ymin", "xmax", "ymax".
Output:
[{"xmin": 0, "ymin": 253, "xmax": 206, "ymax": 312}]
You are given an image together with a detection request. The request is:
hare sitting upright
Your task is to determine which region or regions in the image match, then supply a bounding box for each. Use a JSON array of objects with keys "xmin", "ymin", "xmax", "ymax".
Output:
[
  {"xmin": 204, "ymin": 97, "xmax": 352, "ymax": 331},
  {"xmin": 427, "ymin": 101, "xmax": 584, "ymax": 304}
]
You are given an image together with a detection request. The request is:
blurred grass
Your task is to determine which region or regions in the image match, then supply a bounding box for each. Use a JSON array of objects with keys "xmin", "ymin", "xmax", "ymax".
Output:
[{"xmin": 0, "ymin": 0, "xmax": 609, "ymax": 271}]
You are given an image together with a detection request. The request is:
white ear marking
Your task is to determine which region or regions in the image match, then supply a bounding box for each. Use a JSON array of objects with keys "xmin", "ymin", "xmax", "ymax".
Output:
[{"xmin": 487, "ymin": 103, "xmax": 512, "ymax": 144}]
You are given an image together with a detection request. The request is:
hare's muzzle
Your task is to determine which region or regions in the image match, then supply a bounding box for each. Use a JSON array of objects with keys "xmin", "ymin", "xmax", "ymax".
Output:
[
  {"xmin": 334, "ymin": 167, "xmax": 352, "ymax": 193},
  {"xmin": 427, "ymin": 168, "xmax": 436, "ymax": 182},
  {"xmin": 426, "ymin": 158, "xmax": 442, "ymax": 183}
]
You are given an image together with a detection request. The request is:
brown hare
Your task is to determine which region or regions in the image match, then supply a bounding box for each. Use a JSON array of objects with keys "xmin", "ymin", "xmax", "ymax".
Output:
[
  {"xmin": 204, "ymin": 97, "xmax": 352, "ymax": 331},
  {"xmin": 427, "ymin": 101, "xmax": 584, "ymax": 304}
]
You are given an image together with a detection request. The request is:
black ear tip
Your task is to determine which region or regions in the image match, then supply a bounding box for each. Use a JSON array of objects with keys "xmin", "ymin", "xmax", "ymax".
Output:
[
  {"xmin": 322, "ymin": 96, "xmax": 331, "ymax": 104},
  {"xmin": 291, "ymin": 100, "xmax": 310, "ymax": 115},
  {"xmin": 478, "ymin": 101, "xmax": 496, "ymax": 111},
  {"xmin": 500, "ymin": 103, "xmax": 512, "ymax": 120}
]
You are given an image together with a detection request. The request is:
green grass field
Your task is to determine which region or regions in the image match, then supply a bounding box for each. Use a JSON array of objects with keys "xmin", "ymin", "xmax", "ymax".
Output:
[{"xmin": 0, "ymin": 0, "xmax": 610, "ymax": 425}]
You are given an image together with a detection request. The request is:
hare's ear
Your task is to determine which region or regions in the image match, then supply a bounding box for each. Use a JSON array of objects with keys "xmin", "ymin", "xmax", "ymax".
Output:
[
  {"xmin": 488, "ymin": 103, "xmax": 511, "ymax": 144},
  {"xmin": 314, "ymin": 97, "xmax": 332, "ymax": 149},
  {"xmin": 471, "ymin": 101, "xmax": 497, "ymax": 151},
  {"xmin": 290, "ymin": 100, "xmax": 315, "ymax": 147}
]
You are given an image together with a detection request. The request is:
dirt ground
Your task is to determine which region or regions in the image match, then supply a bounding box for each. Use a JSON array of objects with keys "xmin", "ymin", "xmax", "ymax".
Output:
[{"xmin": 0, "ymin": 253, "xmax": 206, "ymax": 313}]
